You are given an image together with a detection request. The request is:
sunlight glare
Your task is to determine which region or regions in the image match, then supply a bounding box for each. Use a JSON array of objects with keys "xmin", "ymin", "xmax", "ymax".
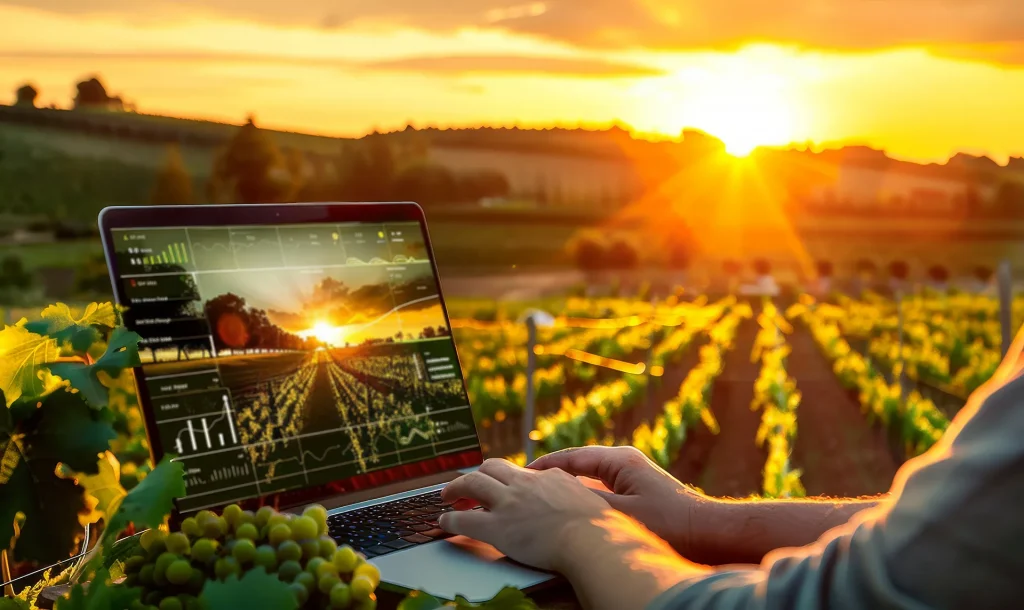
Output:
[
  {"xmin": 305, "ymin": 320, "xmax": 346, "ymax": 346},
  {"xmin": 632, "ymin": 47, "xmax": 806, "ymax": 156}
]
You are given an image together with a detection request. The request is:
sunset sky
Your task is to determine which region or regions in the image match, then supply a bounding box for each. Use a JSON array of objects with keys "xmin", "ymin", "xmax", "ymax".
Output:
[{"xmin": 2, "ymin": 1, "xmax": 1024, "ymax": 162}]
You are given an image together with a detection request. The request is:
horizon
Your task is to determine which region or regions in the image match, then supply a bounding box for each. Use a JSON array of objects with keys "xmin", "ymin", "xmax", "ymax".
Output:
[{"xmin": 4, "ymin": 2, "xmax": 1024, "ymax": 164}]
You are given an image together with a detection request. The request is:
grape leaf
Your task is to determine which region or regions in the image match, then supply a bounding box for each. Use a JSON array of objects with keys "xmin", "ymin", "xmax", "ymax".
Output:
[
  {"xmin": 398, "ymin": 590, "xmax": 446, "ymax": 610},
  {"xmin": 55, "ymin": 568, "xmax": 140, "ymax": 610},
  {"xmin": 454, "ymin": 588, "xmax": 539, "ymax": 610},
  {"xmin": 23, "ymin": 303, "xmax": 117, "ymax": 356},
  {"xmin": 70, "ymin": 451, "xmax": 127, "ymax": 527},
  {"xmin": 50, "ymin": 327, "xmax": 141, "ymax": 408},
  {"xmin": 0, "ymin": 390, "xmax": 116, "ymax": 562},
  {"xmin": 0, "ymin": 598, "xmax": 30, "ymax": 610},
  {"xmin": 105, "ymin": 454, "xmax": 184, "ymax": 535},
  {"xmin": 0, "ymin": 324, "xmax": 62, "ymax": 405},
  {"xmin": 398, "ymin": 588, "xmax": 539, "ymax": 610},
  {"xmin": 200, "ymin": 567, "xmax": 299, "ymax": 610}
]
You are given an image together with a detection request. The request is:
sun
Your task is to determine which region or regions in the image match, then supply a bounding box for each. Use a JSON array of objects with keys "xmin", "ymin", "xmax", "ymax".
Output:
[
  {"xmin": 633, "ymin": 47, "xmax": 804, "ymax": 156},
  {"xmin": 306, "ymin": 320, "xmax": 345, "ymax": 346}
]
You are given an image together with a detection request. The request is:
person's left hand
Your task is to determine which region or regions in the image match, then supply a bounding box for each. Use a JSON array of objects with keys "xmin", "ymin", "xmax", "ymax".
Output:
[{"xmin": 439, "ymin": 458, "xmax": 612, "ymax": 572}]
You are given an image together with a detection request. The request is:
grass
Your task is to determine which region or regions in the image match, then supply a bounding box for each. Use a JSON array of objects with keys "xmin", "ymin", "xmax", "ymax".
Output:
[{"xmin": 0, "ymin": 239, "xmax": 103, "ymax": 270}]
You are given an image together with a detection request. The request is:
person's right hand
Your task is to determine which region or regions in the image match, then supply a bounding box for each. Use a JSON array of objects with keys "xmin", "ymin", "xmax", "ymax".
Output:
[{"xmin": 528, "ymin": 446, "xmax": 712, "ymax": 559}]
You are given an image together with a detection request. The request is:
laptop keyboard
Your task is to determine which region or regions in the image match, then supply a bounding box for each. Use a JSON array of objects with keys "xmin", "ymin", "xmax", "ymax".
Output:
[{"xmin": 327, "ymin": 489, "xmax": 455, "ymax": 557}]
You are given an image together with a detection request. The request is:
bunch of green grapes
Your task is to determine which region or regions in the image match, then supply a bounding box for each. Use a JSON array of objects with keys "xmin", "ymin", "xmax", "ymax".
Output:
[{"xmin": 121, "ymin": 504, "xmax": 380, "ymax": 610}]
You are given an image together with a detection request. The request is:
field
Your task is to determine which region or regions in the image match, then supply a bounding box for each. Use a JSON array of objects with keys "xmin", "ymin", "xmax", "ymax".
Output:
[{"xmin": 450, "ymin": 290, "xmax": 1021, "ymax": 499}]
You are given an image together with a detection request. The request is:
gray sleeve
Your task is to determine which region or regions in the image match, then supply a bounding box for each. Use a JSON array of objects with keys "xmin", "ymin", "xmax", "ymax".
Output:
[{"xmin": 647, "ymin": 373, "xmax": 1024, "ymax": 610}]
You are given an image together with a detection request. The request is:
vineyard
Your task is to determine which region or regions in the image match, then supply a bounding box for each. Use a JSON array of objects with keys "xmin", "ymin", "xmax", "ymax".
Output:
[
  {"xmin": 453, "ymin": 289, "xmax": 1021, "ymax": 499},
  {"xmin": 1, "ymin": 289, "xmax": 1020, "ymax": 606}
]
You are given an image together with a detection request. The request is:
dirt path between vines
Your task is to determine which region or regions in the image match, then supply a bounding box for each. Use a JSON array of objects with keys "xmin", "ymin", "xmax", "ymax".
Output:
[
  {"xmin": 669, "ymin": 318, "xmax": 765, "ymax": 498},
  {"xmin": 787, "ymin": 325, "xmax": 899, "ymax": 497}
]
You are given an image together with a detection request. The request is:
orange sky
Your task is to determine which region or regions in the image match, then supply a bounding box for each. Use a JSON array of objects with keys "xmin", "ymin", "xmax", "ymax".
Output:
[{"xmin": 3, "ymin": 2, "xmax": 1024, "ymax": 162}]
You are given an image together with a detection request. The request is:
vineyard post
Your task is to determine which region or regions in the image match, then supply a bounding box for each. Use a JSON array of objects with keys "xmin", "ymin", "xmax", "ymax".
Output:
[
  {"xmin": 645, "ymin": 296, "xmax": 657, "ymax": 414},
  {"xmin": 896, "ymin": 289, "xmax": 906, "ymax": 404},
  {"xmin": 524, "ymin": 316, "xmax": 538, "ymax": 464},
  {"xmin": 998, "ymin": 260, "xmax": 1012, "ymax": 358}
]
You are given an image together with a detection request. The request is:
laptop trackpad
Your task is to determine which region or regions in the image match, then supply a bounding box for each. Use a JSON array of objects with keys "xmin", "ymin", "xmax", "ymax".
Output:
[{"xmin": 371, "ymin": 536, "xmax": 556, "ymax": 603}]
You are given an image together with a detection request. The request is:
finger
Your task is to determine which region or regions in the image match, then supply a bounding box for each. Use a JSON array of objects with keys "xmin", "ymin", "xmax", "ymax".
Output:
[
  {"xmin": 528, "ymin": 446, "xmax": 629, "ymax": 491},
  {"xmin": 441, "ymin": 471, "xmax": 507, "ymax": 507},
  {"xmin": 478, "ymin": 457, "xmax": 524, "ymax": 484},
  {"xmin": 438, "ymin": 509, "xmax": 494, "ymax": 541}
]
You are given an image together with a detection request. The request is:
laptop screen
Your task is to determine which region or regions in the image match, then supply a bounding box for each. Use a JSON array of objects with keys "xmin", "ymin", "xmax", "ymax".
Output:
[{"xmin": 110, "ymin": 220, "xmax": 482, "ymax": 515}]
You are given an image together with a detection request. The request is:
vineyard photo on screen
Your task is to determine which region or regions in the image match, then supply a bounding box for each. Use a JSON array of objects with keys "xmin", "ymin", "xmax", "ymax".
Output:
[{"xmin": 113, "ymin": 222, "xmax": 479, "ymax": 513}]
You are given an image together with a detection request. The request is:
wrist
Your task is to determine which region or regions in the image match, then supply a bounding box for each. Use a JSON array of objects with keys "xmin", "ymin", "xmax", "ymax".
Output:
[{"xmin": 687, "ymin": 496, "xmax": 743, "ymax": 565}]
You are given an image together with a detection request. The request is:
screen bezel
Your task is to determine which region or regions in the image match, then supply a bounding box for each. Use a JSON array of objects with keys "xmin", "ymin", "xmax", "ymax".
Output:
[{"xmin": 98, "ymin": 202, "xmax": 484, "ymax": 518}]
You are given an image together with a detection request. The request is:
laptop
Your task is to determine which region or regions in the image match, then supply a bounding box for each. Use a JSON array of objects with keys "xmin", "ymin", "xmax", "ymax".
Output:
[{"xmin": 98, "ymin": 202, "xmax": 556, "ymax": 602}]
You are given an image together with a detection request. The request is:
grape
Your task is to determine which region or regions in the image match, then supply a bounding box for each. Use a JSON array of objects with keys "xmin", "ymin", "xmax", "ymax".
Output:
[
  {"xmin": 187, "ymin": 568, "xmax": 206, "ymax": 594},
  {"xmin": 222, "ymin": 504, "xmax": 243, "ymax": 527},
  {"xmin": 317, "ymin": 561, "xmax": 339, "ymax": 580},
  {"xmin": 138, "ymin": 564, "xmax": 155, "ymax": 586},
  {"xmin": 290, "ymin": 516, "xmax": 318, "ymax": 541},
  {"xmin": 235, "ymin": 523, "xmax": 259, "ymax": 542},
  {"xmin": 355, "ymin": 599, "xmax": 377, "ymax": 610},
  {"xmin": 154, "ymin": 552, "xmax": 179, "ymax": 585},
  {"xmin": 256, "ymin": 506, "xmax": 275, "ymax": 528},
  {"xmin": 277, "ymin": 540, "xmax": 302, "ymax": 562},
  {"xmin": 182, "ymin": 596, "xmax": 201, "ymax": 610},
  {"xmin": 254, "ymin": 544, "xmax": 277, "ymax": 571},
  {"xmin": 232, "ymin": 538, "xmax": 257, "ymax": 564},
  {"xmin": 124, "ymin": 555, "xmax": 146, "ymax": 574},
  {"xmin": 146, "ymin": 537, "xmax": 168, "ymax": 560},
  {"xmin": 329, "ymin": 582, "xmax": 352, "ymax": 609},
  {"xmin": 319, "ymin": 536, "xmax": 338, "ymax": 558},
  {"xmin": 140, "ymin": 529, "xmax": 165, "ymax": 552},
  {"xmin": 180, "ymin": 517, "xmax": 201, "ymax": 538},
  {"xmin": 167, "ymin": 559, "xmax": 193, "ymax": 585},
  {"xmin": 191, "ymin": 538, "xmax": 218, "ymax": 564},
  {"xmin": 130, "ymin": 600, "xmax": 146, "ymax": 610},
  {"xmin": 237, "ymin": 510, "xmax": 257, "ymax": 527},
  {"xmin": 300, "ymin": 540, "xmax": 321, "ymax": 561},
  {"xmin": 202, "ymin": 516, "xmax": 227, "ymax": 539},
  {"xmin": 122, "ymin": 574, "xmax": 139, "ymax": 588},
  {"xmin": 195, "ymin": 510, "xmax": 216, "ymax": 525},
  {"xmin": 294, "ymin": 571, "xmax": 315, "ymax": 593},
  {"xmin": 319, "ymin": 573, "xmax": 342, "ymax": 595},
  {"xmin": 267, "ymin": 513, "xmax": 290, "ymax": 530},
  {"xmin": 350, "ymin": 575, "xmax": 374, "ymax": 601},
  {"xmin": 144, "ymin": 591, "xmax": 163, "ymax": 606},
  {"xmin": 165, "ymin": 532, "xmax": 191, "ymax": 555},
  {"xmin": 214, "ymin": 556, "xmax": 240, "ymax": 580},
  {"xmin": 268, "ymin": 524, "xmax": 292, "ymax": 546},
  {"xmin": 305, "ymin": 556, "xmax": 326, "ymax": 577},
  {"xmin": 289, "ymin": 582, "xmax": 309, "ymax": 606},
  {"xmin": 303, "ymin": 505, "xmax": 328, "ymax": 535},
  {"xmin": 353, "ymin": 563, "xmax": 381, "ymax": 588},
  {"xmin": 332, "ymin": 546, "xmax": 358, "ymax": 573},
  {"xmin": 277, "ymin": 559, "xmax": 303, "ymax": 582}
]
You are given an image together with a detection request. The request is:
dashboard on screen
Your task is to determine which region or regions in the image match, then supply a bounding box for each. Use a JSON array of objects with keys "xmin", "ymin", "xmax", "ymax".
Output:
[{"xmin": 110, "ymin": 220, "xmax": 481, "ymax": 514}]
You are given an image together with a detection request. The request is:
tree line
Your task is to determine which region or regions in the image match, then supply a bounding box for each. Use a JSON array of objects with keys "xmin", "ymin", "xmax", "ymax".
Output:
[{"xmin": 153, "ymin": 117, "xmax": 510, "ymax": 207}]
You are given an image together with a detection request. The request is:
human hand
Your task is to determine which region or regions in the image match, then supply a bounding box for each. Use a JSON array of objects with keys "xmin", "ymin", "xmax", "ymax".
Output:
[
  {"xmin": 438, "ymin": 458, "xmax": 613, "ymax": 572},
  {"xmin": 529, "ymin": 446, "xmax": 713, "ymax": 559}
]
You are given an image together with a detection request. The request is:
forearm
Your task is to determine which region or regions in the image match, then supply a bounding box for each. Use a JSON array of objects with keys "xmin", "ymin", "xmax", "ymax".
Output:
[
  {"xmin": 692, "ymin": 495, "xmax": 888, "ymax": 565},
  {"xmin": 557, "ymin": 510, "xmax": 709, "ymax": 610}
]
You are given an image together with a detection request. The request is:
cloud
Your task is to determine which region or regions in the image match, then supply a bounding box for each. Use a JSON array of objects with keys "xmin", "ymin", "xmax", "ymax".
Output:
[
  {"xmin": 0, "ymin": 49, "xmax": 661, "ymax": 78},
  {"xmin": 6, "ymin": 0, "xmax": 1024, "ymax": 61},
  {"xmin": 365, "ymin": 54, "xmax": 663, "ymax": 76}
]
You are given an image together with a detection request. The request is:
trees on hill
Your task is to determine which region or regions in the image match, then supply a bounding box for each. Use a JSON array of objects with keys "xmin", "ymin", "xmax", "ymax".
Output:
[
  {"xmin": 151, "ymin": 145, "xmax": 193, "ymax": 205},
  {"xmin": 15, "ymin": 83, "xmax": 37, "ymax": 107},
  {"xmin": 73, "ymin": 76, "xmax": 125, "ymax": 111},
  {"xmin": 567, "ymin": 234, "xmax": 639, "ymax": 272},
  {"xmin": 206, "ymin": 118, "xmax": 294, "ymax": 204}
]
